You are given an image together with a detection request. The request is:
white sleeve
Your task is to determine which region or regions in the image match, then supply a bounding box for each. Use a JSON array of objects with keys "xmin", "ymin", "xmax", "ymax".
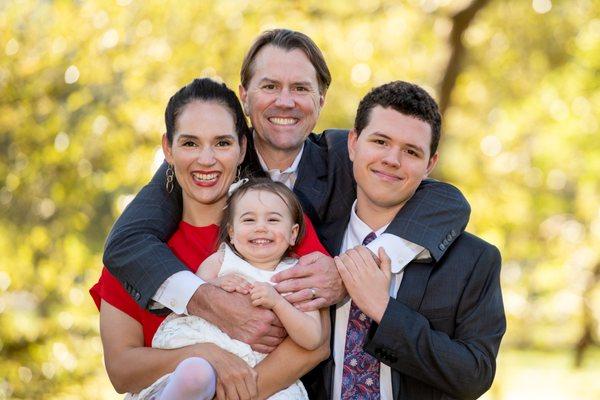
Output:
[
  {"xmin": 366, "ymin": 233, "xmax": 429, "ymax": 272},
  {"xmin": 151, "ymin": 270, "xmax": 205, "ymax": 314}
]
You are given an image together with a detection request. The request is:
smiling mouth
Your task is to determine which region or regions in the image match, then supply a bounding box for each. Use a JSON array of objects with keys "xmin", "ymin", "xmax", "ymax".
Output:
[
  {"xmin": 372, "ymin": 170, "xmax": 402, "ymax": 182},
  {"xmin": 249, "ymin": 239, "xmax": 273, "ymax": 245},
  {"xmin": 268, "ymin": 117, "xmax": 298, "ymax": 126},
  {"xmin": 191, "ymin": 172, "xmax": 219, "ymax": 183}
]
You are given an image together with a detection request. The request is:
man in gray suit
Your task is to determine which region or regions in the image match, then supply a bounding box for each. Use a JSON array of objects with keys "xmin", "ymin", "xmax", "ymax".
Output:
[
  {"xmin": 103, "ymin": 29, "xmax": 471, "ymax": 393},
  {"xmin": 314, "ymin": 81, "xmax": 505, "ymax": 399}
]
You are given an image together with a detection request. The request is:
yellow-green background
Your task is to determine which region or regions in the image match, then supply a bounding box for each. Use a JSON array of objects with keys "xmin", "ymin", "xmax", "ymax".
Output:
[{"xmin": 1, "ymin": 0, "xmax": 599, "ymax": 398}]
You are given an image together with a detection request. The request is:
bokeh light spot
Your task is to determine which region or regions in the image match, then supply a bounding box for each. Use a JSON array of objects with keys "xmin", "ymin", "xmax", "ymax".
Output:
[
  {"xmin": 546, "ymin": 169, "xmax": 567, "ymax": 190},
  {"xmin": 351, "ymin": 63, "xmax": 371, "ymax": 86},
  {"xmin": 101, "ymin": 28, "xmax": 119, "ymax": 49},
  {"xmin": 64, "ymin": 65, "xmax": 79, "ymax": 84},
  {"xmin": 480, "ymin": 135, "xmax": 502, "ymax": 157},
  {"xmin": 532, "ymin": 0, "xmax": 552, "ymax": 14},
  {"xmin": 54, "ymin": 132, "xmax": 70, "ymax": 152},
  {"xmin": 5, "ymin": 38, "xmax": 19, "ymax": 56}
]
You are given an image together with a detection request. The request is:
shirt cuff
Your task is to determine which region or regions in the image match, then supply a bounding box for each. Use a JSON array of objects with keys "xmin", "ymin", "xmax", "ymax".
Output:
[
  {"xmin": 151, "ymin": 271, "xmax": 205, "ymax": 314},
  {"xmin": 366, "ymin": 233, "xmax": 428, "ymax": 273}
]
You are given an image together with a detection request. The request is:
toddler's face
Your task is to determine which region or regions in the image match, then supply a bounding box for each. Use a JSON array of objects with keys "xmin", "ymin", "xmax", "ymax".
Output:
[{"xmin": 228, "ymin": 189, "xmax": 299, "ymax": 269}]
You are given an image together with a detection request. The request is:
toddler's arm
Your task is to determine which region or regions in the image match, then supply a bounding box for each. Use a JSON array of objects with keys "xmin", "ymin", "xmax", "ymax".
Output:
[
  {"xmin": 197, "ymin": 250, "xmax": 252, "ymax": 294},
  {"xmin": 251, "ymin": 283, "xmax": 322, "ymax": 350}
]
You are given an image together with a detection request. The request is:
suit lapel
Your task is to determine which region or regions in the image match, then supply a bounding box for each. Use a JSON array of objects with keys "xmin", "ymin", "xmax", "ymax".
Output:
[
  {"xmin": 392, "ymin": 260, "xmax": 435, "ymax": 399},
  {"xmin": 294, "ymin": 136, "xmax": 329, "ymax": 223}
]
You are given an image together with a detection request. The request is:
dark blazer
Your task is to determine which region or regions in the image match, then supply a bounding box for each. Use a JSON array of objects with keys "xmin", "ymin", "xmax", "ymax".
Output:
[
  {"xmin": 103, "ymin": 129, "xmax": 471, "ymax": 309},
  {"xmin": 307, "ymin": 218, "xmax": 505, "ymax": 399}
]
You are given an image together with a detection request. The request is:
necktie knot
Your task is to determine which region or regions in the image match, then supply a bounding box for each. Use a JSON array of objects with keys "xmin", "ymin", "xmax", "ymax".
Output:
[{"xmin": 362, "ymin": 232, "xmax": 377, "ymax": 246}]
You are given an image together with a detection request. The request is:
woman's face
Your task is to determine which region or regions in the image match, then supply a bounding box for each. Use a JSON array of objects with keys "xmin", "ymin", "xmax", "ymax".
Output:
[{"xmin": 163, "ymin": 100, "xmax": 246, "ymax": 208}]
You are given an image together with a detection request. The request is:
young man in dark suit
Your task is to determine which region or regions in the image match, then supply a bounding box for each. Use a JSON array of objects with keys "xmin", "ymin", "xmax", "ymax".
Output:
[
  {"xmin": 102, "ymin": 29, "xmax": 472, "ymax": 391},
  {"xmin": 316, "ymin": 81, "xmax": 505, "ymax": 399}
]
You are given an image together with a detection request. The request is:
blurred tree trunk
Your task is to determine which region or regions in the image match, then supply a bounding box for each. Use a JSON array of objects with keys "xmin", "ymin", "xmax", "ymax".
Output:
[
  {"xmin": 439, "ymin": 0, "xmax": 492, "ymax": 116},
  {"xmin": 574, "ymin": 260, "xmax": 600, "ymax": 368}
]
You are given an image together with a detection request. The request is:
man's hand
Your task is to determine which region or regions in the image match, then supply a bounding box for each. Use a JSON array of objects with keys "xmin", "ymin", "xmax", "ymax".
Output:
[
  {"xmin": 202, "ymin": 344, "xmax": 258, "ymax": 400},
  {"xmin": 214, "ymin": 273, "xmax": 252, "ymax": 295},
  {"xmin": 334, "ymin": 246, "xmax": 391, "ymax": 323},
  {"xmin": 250, "ymin": 282, "xmax": 282, "ymax": 309},
  {"xmin": 188, "ymin": 284, "xmax": 286, "ymax": 353},
  {"xmin": 271, "ymin": 251, "xmax": 346, "ymax": 312}
]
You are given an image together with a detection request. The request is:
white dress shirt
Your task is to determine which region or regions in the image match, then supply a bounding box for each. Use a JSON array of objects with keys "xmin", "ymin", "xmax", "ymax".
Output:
[
  {"xmin": 151, "ymin": 146, "xmax": 305, "ymax": 313},
  {"xmin": 332, "ymin": 201, "xmax": 426, "ymax": 400},
  {"xmin": 256, "ymin": 144, "xmax": 304, "ymax": 190}
]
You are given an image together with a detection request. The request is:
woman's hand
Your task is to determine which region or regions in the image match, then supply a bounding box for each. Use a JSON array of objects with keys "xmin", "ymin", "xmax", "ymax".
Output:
[
  {"xmin": 214, "ymin": 273, "xmax": 253, "ymax": 295},
  {"xmin": 203, "ymin": 344, "xmax": 258, "ymax": 400},
  {"xmin": 250, "ymin": 282, "xmax": 282, "ymax": 309}
]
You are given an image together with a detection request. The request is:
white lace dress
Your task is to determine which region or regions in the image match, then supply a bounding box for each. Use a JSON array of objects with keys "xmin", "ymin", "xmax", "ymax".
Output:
[{"xmin": 127, "ymin": 244, "xmax": 308, "ymax": 400}]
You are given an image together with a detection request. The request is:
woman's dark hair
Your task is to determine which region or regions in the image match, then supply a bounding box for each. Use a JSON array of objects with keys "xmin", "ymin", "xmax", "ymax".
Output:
[
  {"xmin": 218, "ymin": 178, "xmax": 306, "ymax": 258},
  {"xmin": 164, "ymin": 78, "xmax": 251, "ymax": 144}
]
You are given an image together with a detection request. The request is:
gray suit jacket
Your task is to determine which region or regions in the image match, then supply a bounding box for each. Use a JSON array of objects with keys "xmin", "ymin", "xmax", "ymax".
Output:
[
  {"xmin": 103, "ymin": 129, "xmax": 471, "ymax": 311},
  {"xmin": 307, "ymin": 218, "xmax": 505, "ymax": 399}
]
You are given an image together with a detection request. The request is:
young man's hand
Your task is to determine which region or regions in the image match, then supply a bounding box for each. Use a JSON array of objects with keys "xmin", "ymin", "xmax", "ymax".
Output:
[{"xmin": 334, "ymin": 246, "xmax": 391, "ymax": 323}]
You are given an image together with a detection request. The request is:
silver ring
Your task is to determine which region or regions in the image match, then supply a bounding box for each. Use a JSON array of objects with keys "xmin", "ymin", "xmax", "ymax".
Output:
[{"xmin": 310, "ymin": 288, "xmax": 316, "ymax": 299}]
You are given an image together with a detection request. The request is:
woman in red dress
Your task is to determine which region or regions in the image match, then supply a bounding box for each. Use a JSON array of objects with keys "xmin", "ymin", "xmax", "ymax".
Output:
[{"xmin": 90, "ymin": 78, "xmax": 329, "ymax": 399}]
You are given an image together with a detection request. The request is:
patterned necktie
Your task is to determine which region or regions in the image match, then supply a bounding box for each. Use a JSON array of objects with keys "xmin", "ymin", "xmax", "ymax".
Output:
[{"xmin": 341, "ymin": 232, "xmax": 380, "ymax": 399}]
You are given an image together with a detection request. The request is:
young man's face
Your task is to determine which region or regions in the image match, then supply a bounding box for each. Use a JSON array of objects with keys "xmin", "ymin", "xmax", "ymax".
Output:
[
  {"xmin": 239, "ymin": 45, "xmax": 325, "ymax": 154},
  {"xmin": 348, "ymin": 105, "xmax": 439, "ymax": 212}
]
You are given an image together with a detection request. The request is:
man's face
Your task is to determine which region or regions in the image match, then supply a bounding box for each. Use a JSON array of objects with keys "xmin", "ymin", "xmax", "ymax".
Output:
[
  {"xmin": 349, "ymin": 105, "xmax": 439, "ymax": 212},
  {"xmin": 239, "ymin": 45, "xmax": 325, "ymax": 153}
]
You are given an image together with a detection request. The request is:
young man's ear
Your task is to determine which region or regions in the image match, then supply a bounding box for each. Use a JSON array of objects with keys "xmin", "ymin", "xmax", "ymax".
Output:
[
  {"xmin": 347, "ymin": 128, "xmax": 358, "ymax": 162},
  {"xmin": 425, "ymin": 152, "xmax": 439, "ymax": 177},
  {"xmin": 162, "ymin": 134, "xmax": 173, "ymax": 164}
]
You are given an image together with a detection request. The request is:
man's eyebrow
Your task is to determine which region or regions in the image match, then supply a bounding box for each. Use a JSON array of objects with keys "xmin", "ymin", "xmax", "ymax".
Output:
[
  {"xmin": 176, "ymin": 134, "xmax": 236, "ymax": 140},
  {"xmin": 370, "ymin": 132, "xmax": 425, "ymax": 154},
  {"xmin": 176, "ymin": 134, "xmax": 199, "ymax": 140},
  {"xmin": 405, "ymin": 143, "xmax": 425, "ymax": 154},
  {"xmin": 214, "ymin": 134, "xmax": 236, "ymax": 140},
  {"xmin": 257, "ymin": 77, "xmax": 315, "ymax": 87}
]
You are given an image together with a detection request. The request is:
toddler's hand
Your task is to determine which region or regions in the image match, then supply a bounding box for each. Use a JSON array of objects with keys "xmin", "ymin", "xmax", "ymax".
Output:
[
  {"xmin": 214, "ymin": 273, "xmax": 252, "ymax": 295},
  {"xmin": 250, "ymin": 282, "xmax": 281, "ymax": 309}
]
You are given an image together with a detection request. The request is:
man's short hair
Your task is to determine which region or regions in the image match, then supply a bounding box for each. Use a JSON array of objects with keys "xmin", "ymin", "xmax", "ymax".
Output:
[
  {"xmin": 354, "ymin": 81, "xmax": 442, "ymax": 156},
  {"xmin": 240, "ymin": 29, "xmax": 332, "ymax": 95}
]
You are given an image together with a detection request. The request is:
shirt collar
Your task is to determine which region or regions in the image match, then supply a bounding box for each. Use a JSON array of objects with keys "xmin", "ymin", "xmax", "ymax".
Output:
[{"xmin": 347, "ymin": 200, "xmax": 391, "ymax": 246}]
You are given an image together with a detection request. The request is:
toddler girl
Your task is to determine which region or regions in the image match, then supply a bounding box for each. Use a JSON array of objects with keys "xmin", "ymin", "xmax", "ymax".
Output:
[{"xmin": 130, "ymin": 179, "xmax": 323, "ymax": 399}]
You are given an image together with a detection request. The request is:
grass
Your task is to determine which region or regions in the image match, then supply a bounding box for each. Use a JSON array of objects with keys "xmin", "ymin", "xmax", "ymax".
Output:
[{"xmin": 483, "ymin": 347, "xmax": 600, "ymax": 399}]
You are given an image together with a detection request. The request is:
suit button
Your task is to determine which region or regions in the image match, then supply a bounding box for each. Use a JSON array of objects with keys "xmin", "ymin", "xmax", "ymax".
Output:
[
  {"xmin": 135, "ymin": 292, "xmax": 141, "ymax": 301},
  {"xmin": 451, "ymin": 229, "xmax": 457, "ymax": 237},
  {"xmin": 446, "ymin": 233, "xmax": 453, "ymax": 241},
  {"xmin": 438, "ymin": 243, "xmax": 445, "ymax": 251}
]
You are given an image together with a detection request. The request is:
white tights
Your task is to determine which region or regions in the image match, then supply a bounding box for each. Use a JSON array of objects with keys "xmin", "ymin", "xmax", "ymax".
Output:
[{"xmin": 158, "ymin": 357, "xmax": 216, "ymax": 400}]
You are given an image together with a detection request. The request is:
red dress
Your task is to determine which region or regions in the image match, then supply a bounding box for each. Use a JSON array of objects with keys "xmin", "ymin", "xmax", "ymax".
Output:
[{"xmin": 90, "ymin": 216, "xmax": 327, "ymax": 346}]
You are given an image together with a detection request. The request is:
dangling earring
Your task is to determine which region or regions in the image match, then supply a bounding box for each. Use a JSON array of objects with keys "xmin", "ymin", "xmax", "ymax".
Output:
[{"xmin": 165, "ymin": 164, "xmax": 174, "ymax": 193}]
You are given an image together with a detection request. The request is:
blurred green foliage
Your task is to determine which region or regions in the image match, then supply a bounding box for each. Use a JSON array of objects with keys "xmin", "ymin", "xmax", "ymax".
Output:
[{"xmin": 1, "ymin": 0, "xmax": 598, "ymax": 398}]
